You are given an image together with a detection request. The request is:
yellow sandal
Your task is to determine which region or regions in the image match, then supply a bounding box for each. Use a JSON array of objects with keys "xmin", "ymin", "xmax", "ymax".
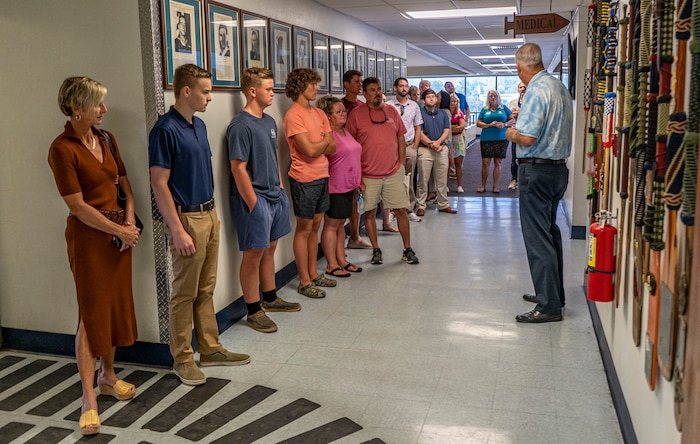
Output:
[
  {"xmin": 79, "ymin": 409, "xmax": 100, "ymax": 435},
  {"xmin": 98, "ymin": 379, "xmax": 136, "ymax": 401}
]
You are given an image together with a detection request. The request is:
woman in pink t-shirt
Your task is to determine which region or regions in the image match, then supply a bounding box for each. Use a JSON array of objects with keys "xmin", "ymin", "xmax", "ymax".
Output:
[{"xmin": 316, "ymin": 96, "xmax": 363, "ymax": 277}]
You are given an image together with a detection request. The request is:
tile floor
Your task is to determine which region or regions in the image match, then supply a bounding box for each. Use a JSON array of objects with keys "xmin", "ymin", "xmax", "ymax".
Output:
[
  {"xmin": 215, "ymin": 195, "xmax": 623, "ymax": 443},
  {"xmin": 0, "ymin": 194, "xmax": 623, "ymax": 443}
]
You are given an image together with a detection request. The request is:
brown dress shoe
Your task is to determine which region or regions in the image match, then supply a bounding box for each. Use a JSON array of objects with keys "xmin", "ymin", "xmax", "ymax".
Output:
[
  {"xmin": 439, "ymin": 207, "xmax": 458, "ymax": 214},
  {"xmin": 416, "ymin": 208, "xmax": 425, "ymax": 216}
]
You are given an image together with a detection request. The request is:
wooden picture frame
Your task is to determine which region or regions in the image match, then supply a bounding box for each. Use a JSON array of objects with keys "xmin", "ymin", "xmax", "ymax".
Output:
[
  {"xmin": 205, "ymin": 1, "xmax": 239, "ymax": 89},
  {"xmin": 329, "ymin": 37, "xmax": 343, "ymax": 93},
  {"xmin": 344, "ymin": 42, "xmax": 356, "ymax": 72},
  {"xmin": 241, "ymin": 11, "xmax": 267, "ymax": 69},
  {"xmin": 312, "ymin": 32, "xmax": 329, "ymax": 92},
  {"xmin": 161, "ymin": 0, "xmax": 205, "ymax": 88},
  {"xmin": 393, "ymin": 57, "xmax": 401, "ymax": 86},
  {"xmin": 356, "ymin": 46, "xmax": 367, "ymax": 76},
  {"xmin": 292, "ymin": 26, "xmax": 312, "ymax": 69},
  {"xmin": 269, "ymin": 20, "xmax": 291, "ymax": 90}
]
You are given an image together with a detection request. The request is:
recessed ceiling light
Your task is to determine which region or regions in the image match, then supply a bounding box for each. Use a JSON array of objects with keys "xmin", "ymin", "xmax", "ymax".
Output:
[
  {"xmin": 407, "ymin": 7, "xmax": 517, "ymax": 19},
  {"xmin": 449, "ymin": 38, "xmax": 523, "ymax": 46}
]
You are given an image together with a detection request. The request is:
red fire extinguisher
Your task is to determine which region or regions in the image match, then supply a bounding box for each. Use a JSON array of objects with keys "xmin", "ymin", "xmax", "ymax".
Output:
[{"xmin": 587, "ymin": 211, "xmax": 617, "ymax": 302}]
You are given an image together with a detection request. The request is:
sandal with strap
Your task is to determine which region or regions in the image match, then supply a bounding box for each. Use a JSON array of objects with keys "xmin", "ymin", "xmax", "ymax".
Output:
[
  {"xmin": 312, "ymin": 274, "xmax": 337, "ymax": 287},
  {"xmin": 79, "ymin": 409, "xmax": 100, "ymax": 436},
  {"xmin": 326, "ymin": 267, "xmax": 351, "ymax": 278},
  {"xmin": 99, "ymin": 379, "xmax": 136, "ymax": 401},
  {"xmin": 342, "ymin": 262, "xmax": 363, "ymax": 273},
  {"xmin": 297, "ymin": 283, "xmax": 326, "ymax": 299}
]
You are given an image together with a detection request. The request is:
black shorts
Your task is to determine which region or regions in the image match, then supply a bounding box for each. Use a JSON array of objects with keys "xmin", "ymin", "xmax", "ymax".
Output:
[
  {"xmin": 326, "ymin": 190, "xmax": 354, "ymax": 220},
  {"xmin": 289, "ymin": 177, "xmax": 330, "ymax": 219}
]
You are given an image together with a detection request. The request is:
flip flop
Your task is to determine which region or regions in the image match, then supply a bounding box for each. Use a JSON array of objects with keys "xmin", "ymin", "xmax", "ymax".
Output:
[
  {"xmin": 382, "ymin": 225, "xmax": 399, "ymax": 232},
  {"xmin": 326, "ymin": 267, "xmax": 351, "ymax": 278},
  {"xmin": 477, "ymin": 187, "xmax": 485, "ymax": 193},
  {"xmin": 492, "ymin": 188, "xmax": 500, "ymax": 193},
  {"xmin": 98, "ymin": 380, "xmax": 136, "ymax": 401},
  {"xmin": 79, "ymin": 409, "xmax": 100, "ymax": 435},
  {"xmin": 342, "ymin": 263, "xmax": 363, "ymax": 273}
]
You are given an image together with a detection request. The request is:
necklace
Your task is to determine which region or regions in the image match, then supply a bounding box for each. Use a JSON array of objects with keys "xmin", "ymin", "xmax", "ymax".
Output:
[{"xmin": 86, "ymin": 131, "xmax": 96, "ymax": 151}]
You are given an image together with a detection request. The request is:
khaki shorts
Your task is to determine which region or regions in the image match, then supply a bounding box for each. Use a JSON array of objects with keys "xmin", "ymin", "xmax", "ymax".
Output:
[{"xmin": 362, "ymin": 165, "xmax": 409, "ymax": 211}]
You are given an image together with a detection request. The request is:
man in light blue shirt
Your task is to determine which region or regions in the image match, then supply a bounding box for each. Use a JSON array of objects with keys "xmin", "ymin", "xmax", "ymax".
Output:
[{"xmin": 505, "ymin": 43, "xmax": 573, "ymax": 324}]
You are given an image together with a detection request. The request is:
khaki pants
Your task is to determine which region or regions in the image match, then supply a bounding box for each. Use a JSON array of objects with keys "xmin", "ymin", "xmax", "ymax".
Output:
[
  {"xmin": 405, "ymin": 141, "xmax": 417, "ymax": 211},
  {"xmin": 416, "ymin": 145, "xmax": 449, "ymax": 210},
  {"xmin": 165, "ymin": 209, "xmax": 222, "ymax": 364}
]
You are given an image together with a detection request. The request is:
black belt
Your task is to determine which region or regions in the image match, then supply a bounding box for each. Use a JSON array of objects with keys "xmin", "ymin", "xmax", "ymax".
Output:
[
  {"xmin": 178, "ymin": 198, "xmax": 215, "ymax": 213},
  {"xmin": 518, "ymin": 158, "xmax": 566, "ymax": 165}
]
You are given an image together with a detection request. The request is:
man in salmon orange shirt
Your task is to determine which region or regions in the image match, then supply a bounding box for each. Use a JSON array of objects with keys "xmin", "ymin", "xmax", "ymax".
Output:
[{"xmin": 283, "ymin": 68, "xmax": 337, "ymax": 299}]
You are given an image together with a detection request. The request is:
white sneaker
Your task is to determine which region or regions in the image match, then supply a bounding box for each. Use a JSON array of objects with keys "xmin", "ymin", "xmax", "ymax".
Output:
[
  {"xmin": 508, "ymin": 179, "xmax": 518, "ymax": 190},
  {"xmin": 347, "ymin": 237, "xmax": 373, "ymax": 249},
  {"xmin": 389, "ymin": 212, "xmax": 396, "ymax": 223},
  {"xmin": 408, "ymin": 212, "xmax": 422, "ymax": 222},
  {"xmin": 445, "ymin": 186, "xmax": 450, "ymax": 193},
  {"xmin": 457, "ymin": 186, "xmax": 464, "ymax": 193}
]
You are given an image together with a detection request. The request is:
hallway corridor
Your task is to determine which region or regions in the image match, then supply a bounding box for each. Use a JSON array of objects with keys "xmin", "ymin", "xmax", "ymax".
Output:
[{"xmin": 0, "ymin": 194, "xmax": 622, "ymax": 443}]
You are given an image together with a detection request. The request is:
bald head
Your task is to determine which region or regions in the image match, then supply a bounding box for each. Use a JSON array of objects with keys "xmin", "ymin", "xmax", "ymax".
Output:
[
  {"xmin": 515, "ymin": 43, "xmax": 544, "ymax": 69},
  {"xmin": 419, "ymin": 79, "xmax": 430, "ymax": 92}
]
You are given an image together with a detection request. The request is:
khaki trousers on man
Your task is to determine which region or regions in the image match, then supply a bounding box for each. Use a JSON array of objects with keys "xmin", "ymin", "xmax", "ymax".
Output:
[
  {"xmin": 416, "ymin": 144, "xmax": 449, "ymax": 211},
  {"xmin": 165, "ymin": 209, "xmax": 223, "ymax": 364},
  {"xmin": 405, "ymin": 141, "xmax": 417, "ymax": 211}
]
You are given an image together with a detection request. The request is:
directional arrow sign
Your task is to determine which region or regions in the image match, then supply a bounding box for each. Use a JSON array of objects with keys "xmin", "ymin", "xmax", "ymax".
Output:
[{"xmin": 504, "ymin": 13, "xmax": 570, "ymax": 36}]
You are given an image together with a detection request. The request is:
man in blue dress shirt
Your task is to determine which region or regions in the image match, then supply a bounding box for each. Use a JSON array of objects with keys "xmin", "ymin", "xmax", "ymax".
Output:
[{"xmin": 505, "ymin": 43, "xmax": 573, "ymax": 324}]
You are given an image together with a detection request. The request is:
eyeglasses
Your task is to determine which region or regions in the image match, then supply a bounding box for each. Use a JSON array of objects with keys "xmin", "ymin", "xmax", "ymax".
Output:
[
  {"xmin": 394, "ymin": 103, "xmax": 406, "ymax": 116},
  {"xmin": 368, "ymin": 107, "xmax": 388, "ymax": 124}
]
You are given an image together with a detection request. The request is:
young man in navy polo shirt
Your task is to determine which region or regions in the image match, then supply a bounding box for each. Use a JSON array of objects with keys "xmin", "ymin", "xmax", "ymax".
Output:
[{"xmin": 149, "ymin": 64, "xmax": 250, "ymax": 386}]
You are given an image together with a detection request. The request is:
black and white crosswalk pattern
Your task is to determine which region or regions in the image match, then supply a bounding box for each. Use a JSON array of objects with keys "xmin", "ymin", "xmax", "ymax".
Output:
[{"xmin": 0, "ymin": 353, "xmax": 385, "ymax": 443}]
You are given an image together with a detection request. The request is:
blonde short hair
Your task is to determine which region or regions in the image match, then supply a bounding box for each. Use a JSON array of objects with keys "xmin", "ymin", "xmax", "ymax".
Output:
[
  {"xmin": 242, "ymin": 67, "xmax": 274, "ymax": 94},
  {"xmin": 57, "ymin": 77, "xmax": 107, "ymax": 117}
]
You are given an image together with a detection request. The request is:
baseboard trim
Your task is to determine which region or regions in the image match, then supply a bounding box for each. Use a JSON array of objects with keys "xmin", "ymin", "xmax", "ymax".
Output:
[
  {"xmin": 583, "ymin": 272, "xmax": 638, "ymax": 443},
  {"xmin": 1, "ymin": 260, "xmax": 302, "ymax": 368}
]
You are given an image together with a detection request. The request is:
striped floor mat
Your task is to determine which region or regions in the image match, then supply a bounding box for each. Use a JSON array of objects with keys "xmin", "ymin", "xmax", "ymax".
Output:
[{"xmin": 0, "ymin": 352, "xmax": 384, "ymax": 443}]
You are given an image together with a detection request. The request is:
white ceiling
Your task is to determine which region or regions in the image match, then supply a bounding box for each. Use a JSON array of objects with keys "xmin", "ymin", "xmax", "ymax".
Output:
[{"xmin": 314, "ymin": 0, "xmax": 585, "ymax": 75}]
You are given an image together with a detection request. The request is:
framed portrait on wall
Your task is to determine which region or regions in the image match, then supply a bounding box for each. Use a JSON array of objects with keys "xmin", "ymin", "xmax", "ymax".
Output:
[
  {"xmin": 376, "ymin": 52, "xmax": 385, "ymax": 89},
  {"xmin": 293, "ymin": 27, "xmax": 312, "ymax": 69},
  {"xmin": 205, "ymin": 1, "xmax": 239, "ymax": 89},
  {"xmin": 356, "ymin": 46, "xmax": 366, "ymax": 76},
  {"xmin": 366, "ymin": 49, "xmax": 376, "ymax": 78},
  {"xmin": 400, "ymin": 58, "xmax": 407, "ymax": 78},
  {"xmin": 329, "ymin": 37, "xmax": 343, "ymax": 93},
  {"xmin": 161, "ymin": 0, "xmax": 205, "ymax": 87},
  {"xmin": 242, "ymin": 12, "xmax": 267, "ymax": 69},
  {"xmin": 312, "ymin": 32, "xmax": 329, "ymax": 92},
  {"xmin": 269, "ymin": 20, "xmax": 291, "ymax": 90},
  {"xmin": 344, "ymin": 43, "xmax": 355, "ymax": 72},
  {"xmin": 384, "ymin": 54, "xmax": 393, "ymax": 93},
  {"xmin": 393, "ymin": 57, "xmax": 401, "ymax": 83}
]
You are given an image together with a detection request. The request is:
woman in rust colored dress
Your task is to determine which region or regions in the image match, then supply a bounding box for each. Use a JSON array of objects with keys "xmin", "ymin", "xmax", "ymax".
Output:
[{"xmin": 48, "ymin": 77, "xmax": 141, "ymax": 436}]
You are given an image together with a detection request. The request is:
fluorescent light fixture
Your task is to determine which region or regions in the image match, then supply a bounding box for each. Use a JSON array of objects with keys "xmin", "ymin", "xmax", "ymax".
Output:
[
  {"xmin": 482, "ymin": 63, "xmax": 517, "ymax": 67},
  {"xmin": 407, "ymin": 7, "xmax": 517, "ymax": 19},
  {"xmin": 449, "ymin": 38, "xmax": 523, "ymax": 46},
  {"xmin": 496, "ymin": 54, "xmax": 517, "ymax": 58}
]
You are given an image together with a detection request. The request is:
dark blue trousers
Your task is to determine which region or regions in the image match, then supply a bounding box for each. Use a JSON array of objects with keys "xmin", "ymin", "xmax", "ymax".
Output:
[{"xmin": 518, "ymin": 163, "xmax": 568, "ymax": 315}]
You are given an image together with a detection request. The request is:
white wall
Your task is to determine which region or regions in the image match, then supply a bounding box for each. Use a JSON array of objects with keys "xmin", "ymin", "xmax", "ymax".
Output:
[
  {"xmin": 0, "ymin": 1, "xmax": 405, "ymax": 346},
  {"xmin": 580, "ymin": 1, "xmax": 686, "ymax": 441},
  {"xmin": 0, "ymin": 1, "xmax": 159, "ymax": 341}
]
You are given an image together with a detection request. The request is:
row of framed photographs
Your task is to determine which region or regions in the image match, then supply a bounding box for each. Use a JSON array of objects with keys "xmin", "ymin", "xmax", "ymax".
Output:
[{"xmin": 160, "ymin": 0, "xmax": 407, "ymax": 92}]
